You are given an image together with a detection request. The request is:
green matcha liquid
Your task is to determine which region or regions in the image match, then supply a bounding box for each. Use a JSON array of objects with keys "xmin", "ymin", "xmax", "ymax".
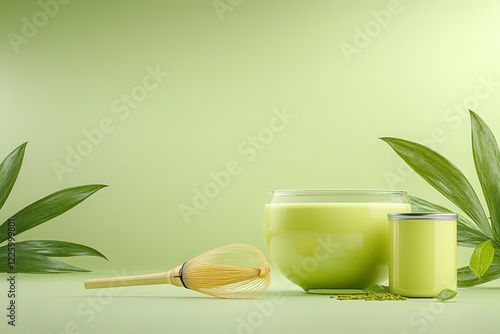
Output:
[{"xmin": 264, "ymin": 202, "xmax": 411, "ymax": 291}]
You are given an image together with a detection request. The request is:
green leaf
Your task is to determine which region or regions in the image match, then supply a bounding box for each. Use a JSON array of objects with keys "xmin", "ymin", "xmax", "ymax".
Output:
[
  {"xmin": 0, "ymin": 252, "xmax": 90, "ymax": 273},
  {"xmin": 458, "ymin": 258, "xmax": 500, "ymax": 287},
  {"xmin": 435, "ymin": 289, "xmax": 457, "ymax": 301},
  {"xmin": 365, "ymin": 284, "xmax": 389, "ymax": 294},
  {"xmin": 470, "ymin": 239, "xmax": 495, "ymax": 278},
  {"xmin": 470, "ymin": 110, "xmax": 500, "ymax": 241},
  {"xmin": 0, "ymin": 184, "xmax": 107, "ymax": 244},
  {"xmin": 381, "ymin": 137, "xmax": 491, "ymax": 238},
  {"xmin": 0, "ymin": 142, "xmax": 26, "ymax": 211},
  {"xmin": 0, "ymin": 240, "xmax": 107, "ymax": 259},
  {"xmin": 409, "ymin": 195, "xmax": 490, "ymax": 248}
]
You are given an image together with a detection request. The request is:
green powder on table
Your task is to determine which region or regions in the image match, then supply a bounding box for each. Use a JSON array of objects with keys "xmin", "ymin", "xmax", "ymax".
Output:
[{"xmin": 332, "ymin": 293, "xmax": 407, "ymax": 301}]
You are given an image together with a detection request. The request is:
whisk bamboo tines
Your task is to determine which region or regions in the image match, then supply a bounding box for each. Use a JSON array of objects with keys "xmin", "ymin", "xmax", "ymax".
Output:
[{"xmin": 84, "ymin": 244, "xmax": 271, "ymax": 299}]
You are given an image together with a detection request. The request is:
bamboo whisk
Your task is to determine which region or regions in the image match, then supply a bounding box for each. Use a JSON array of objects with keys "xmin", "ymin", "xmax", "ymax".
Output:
[{"xmin": 84, "ymin": 244, "xmax": 271, "ymax": 299}]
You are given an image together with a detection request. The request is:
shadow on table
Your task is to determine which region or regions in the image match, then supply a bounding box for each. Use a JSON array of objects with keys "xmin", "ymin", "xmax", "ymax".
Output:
[{"xmin": 68, "ymin": 290, "xmax": 309, "ymax": 300}]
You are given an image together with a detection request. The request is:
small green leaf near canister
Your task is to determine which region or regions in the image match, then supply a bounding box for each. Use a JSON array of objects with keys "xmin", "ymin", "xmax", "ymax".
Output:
[
  {"xmin": 469, "ymin": 239, "xmax": 494, "ymax": 278},
  {"xmin": 435, "ymin": 288, "xmax": 457, "ymax": 301}
]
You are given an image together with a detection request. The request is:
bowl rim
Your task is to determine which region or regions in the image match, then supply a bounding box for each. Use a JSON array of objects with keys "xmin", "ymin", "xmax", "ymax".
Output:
[{"xmin": 269, "ymin": 189, "xmax": 407, "ymax": 196}]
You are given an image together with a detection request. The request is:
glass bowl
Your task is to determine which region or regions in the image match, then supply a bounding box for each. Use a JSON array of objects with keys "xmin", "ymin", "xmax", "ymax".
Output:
[{"xmin": 263, "ymin": 189, "xmax": 410, "ymax": 294}]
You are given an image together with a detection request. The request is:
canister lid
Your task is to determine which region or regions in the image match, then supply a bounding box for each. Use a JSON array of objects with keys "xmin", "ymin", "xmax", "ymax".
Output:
[{"xmin": 388, "ymin": 212, "xmax": 458, "ymax": 220}]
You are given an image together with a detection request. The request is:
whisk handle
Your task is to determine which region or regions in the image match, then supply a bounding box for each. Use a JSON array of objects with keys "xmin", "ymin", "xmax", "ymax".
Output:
[{"xmin": 84, "ymin": 266, "xmax": 184, "ymax": 289}]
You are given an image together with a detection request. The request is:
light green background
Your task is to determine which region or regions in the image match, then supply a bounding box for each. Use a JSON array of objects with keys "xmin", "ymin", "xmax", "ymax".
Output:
[
  {"xmin": 2, "ymin": 0, "xmax": 499, "ymax": 271},
  {"xmin": 1, "ymin": 0, "xmax": 500, "ymax": 332}
]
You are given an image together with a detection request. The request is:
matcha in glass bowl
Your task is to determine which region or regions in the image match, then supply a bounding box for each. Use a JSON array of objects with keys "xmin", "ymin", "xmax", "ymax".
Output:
[{"xmin": 263, "ymin": 189, "xmax": 410, "ymax": 294}]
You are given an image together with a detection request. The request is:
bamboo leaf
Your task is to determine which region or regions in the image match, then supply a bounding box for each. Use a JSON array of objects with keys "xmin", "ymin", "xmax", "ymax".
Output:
[
  {"xmin": 409, "ymin": 195, "xmax": 490, "ymax": 248},
  {"xmin": 458, "ymin": 258, "xmax": 500, "ymax": 287},
  {"xmin": 0, "ymin": 240, "xmax": 107, "ymax": 259},
  {"xmin": 381, "ymin": 137, "xmax": 491, "ymax": 238},
  {"xmin": 0, "ymin": 184, "xmax": 107, "ymax": 244},
  {"xmin": 469, "ymin": 239, "xmax": 495, "ymax": 278},
  {"xmin": 0, "ymin": 142, "xmax": 26, "ymax": 211},
  {"xmin": 0, "ymin": 252, "xmax": 90, "ymax": 273},
  {"xmin": 365, "ymin": 285, "xmax": 389, "ymax": 294},
  {"xmin": 435, "ymin": 289, "xmax": 457, "ymax": 301},
  {"xmin": 470, "ymin": 110, "xmax": 500, "ymax": 241}
]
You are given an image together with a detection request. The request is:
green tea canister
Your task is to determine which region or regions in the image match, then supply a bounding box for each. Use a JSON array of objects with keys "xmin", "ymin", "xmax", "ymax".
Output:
[{"xmin": 387, "ymin": 212, "xmax": 457, "ymax": 298}]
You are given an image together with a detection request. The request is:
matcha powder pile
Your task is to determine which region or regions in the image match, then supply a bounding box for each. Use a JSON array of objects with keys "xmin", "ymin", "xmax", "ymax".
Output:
[{"xmin": 333, "ymin": 293, "xmax": 407, "ymax": 301}]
